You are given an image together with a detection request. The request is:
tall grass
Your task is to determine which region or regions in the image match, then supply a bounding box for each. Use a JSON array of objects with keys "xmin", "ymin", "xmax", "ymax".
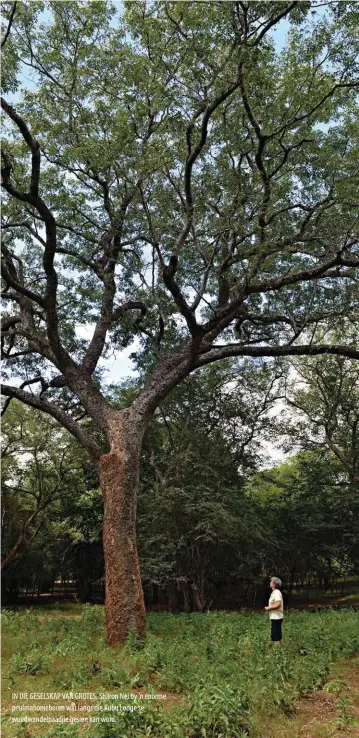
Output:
[{"xmin": 2, "ymin": 606, "xmax": 359, "ymax": 737}]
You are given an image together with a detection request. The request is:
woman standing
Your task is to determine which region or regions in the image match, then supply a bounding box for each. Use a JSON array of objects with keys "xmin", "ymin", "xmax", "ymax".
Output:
[{"xmin": 264, "ymin": 577, "xmax": 284, "ymax": 645}]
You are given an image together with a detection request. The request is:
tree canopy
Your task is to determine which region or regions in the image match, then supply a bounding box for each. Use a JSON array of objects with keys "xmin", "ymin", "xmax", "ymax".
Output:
[
  {"xmin": 1, "ymin": 1, "xmax": 359, "ymax": 455},
  {"xmin": 1, "ymin": 0, "xmax": 358, "ymax": 644},
  {"xmin": 284, "ymin": 353, "xmax": 359, "ymax": 482}
]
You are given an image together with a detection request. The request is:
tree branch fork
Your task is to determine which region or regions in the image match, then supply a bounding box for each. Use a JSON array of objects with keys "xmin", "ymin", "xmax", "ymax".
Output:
[{"xmin": 2, "ymin": 29, "xmax": 359, "ymax": 450}]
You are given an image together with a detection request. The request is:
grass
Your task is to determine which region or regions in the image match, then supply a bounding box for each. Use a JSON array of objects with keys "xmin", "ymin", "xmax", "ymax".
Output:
[
  {"xmin": 1, "ymin": 605, "xmax": 359, "ymax": 738},
  {"xmin": 260, "ymin": 654, "xmax": 359, "ymax": 738}
]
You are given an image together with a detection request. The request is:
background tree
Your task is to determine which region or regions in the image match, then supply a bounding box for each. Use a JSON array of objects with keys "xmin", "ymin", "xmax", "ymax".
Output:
[
  {"xmin": 0, "ymin": 401, "xmax": 103, "ymax": 602},
  {"xmin": 1, "ymin": 401, "xmax": 88, "ymax": 570},
  {"xmin": 284, "ymin": 354, "xmax": 359, "ymax": 482},
  {"xmin": 246, "ymin": 450, "xmax": 359, "ymax": 594},
  {"xmin": 1, "ymin": 1, "xmax": 359, "ymax": 645},
  {"xmin": 2, "ymin": 392, "xmax": 357, "ymax": 610},
  {"xmin": 137, "ymin": 360, "xmax": 279, "ymax": 610}
]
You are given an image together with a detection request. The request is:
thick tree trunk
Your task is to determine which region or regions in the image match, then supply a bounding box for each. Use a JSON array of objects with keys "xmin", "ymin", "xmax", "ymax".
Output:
[{"xmin": 99, "ymin": 411, "xmax": 147, "ymax": 647}]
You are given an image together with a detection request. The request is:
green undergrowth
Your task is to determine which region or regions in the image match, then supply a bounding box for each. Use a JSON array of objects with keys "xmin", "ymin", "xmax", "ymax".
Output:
[{"xmin": 2, "ymin": 606, "xmax": 359, "ymax": 738}]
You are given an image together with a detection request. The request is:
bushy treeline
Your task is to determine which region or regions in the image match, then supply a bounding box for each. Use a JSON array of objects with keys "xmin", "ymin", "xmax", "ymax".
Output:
[{"xmin": 2, "ymin": 360, "xmax": 358, "ymax": 607}]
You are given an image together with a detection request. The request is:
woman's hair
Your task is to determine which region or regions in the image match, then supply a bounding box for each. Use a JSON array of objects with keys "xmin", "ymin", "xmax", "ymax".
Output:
[{"xmin": 271, "ymin": 577, "xmax": 282, "ymax": 588}]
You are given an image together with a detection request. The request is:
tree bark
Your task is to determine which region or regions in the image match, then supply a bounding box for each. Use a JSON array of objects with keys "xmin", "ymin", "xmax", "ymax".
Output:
[
  {"xmin": 99, "ymin": 410, "xmax": 147, "ymax": 647},
  {"xmin": 190, "ymin": 581, "xmax": 204, "ymax": 611}
]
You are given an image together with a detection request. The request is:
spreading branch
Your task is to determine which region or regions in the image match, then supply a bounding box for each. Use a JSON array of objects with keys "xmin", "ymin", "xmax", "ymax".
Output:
[
  {"xmin": 1, "ymin": 384, "xmax": 101, "ymax": 459},
  {"xmin": 197, "ymin": 343, "xmax": 359, "ymax": 367},
  {"xmin": 1, "ymin": 1, "xmax": 17, "ymax": 49}
]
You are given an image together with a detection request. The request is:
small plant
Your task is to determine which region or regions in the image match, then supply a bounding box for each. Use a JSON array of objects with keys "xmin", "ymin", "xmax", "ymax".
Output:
[
  {"xmin": 1, "ymin": 717, "xmax": 32, "ymax": 738},
  {"xmin": 10, "ymin": 650, "xmax": 47, "ymax": 676},
  {"xmin": 205, "ymin": 640, "xmax": 215, "ymax": 661},
  {"xmin": 336, "ymin": 694, "xmax": 356, "ymax": 729},
  {"xmin": 129, "ymin": 670, "xmax": 148, "ymax": 688},
  {"xmin": 151, "ymin": 648, "xmax": 166, "ymax": 672},
  {"xmin": 125, "ymin": 627, "xmax": 145, "ymax": 652},
  {"xmin": 101, "ymin": 664, "xmax": 130, "ymax": 688},
  {"xmin": 48, "ymin": 725, "xmax": 79, "ymax": 737},
  {"xmin": 324, "ymin": 678, "xmax": 349, "ymax": 695},
  {"xmin": 53, "ymin": 636, "xmax": 84, "ymax": 656}
]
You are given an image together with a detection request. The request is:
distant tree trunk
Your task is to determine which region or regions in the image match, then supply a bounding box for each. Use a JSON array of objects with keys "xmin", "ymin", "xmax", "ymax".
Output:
[
  {"xmin": 152, "ymin": 583, "xmax": 159, "ymax": 604},
  {"xmin": 167, "ymin": 582, "xmax": 182, "ymax": 612},
  {"xmin": 288, "ymin": 567, "xmax": 296, "ymax": 596},
  {"xmin": 99, "ymin": 410, "xmax": 147, "ymax": 647},
  {"xmin": 252, "ymin": 581, "xmax": 257, "ymax": 607},
  {"xmin": 179, "ymin": 581, "xmax": 190, "ymax": 612},
  {"xmin": 244, "ymin": 580, "xmax": 251, "ymax": 600},
  {"xmin": 190, "ymin": 581, "xmax": 204, "ymax": 611},
  {"xmin": 77, "ymin": 577, "xmax": 93, "ymax": 603}
]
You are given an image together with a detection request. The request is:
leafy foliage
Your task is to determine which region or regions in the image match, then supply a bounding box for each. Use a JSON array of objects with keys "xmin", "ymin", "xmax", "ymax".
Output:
[
  {"xmin": 1, "ymin": 1, "xmax": 358, "ymax": 457},
  {"xmin": 1, "ymin": 401, "xmax": 103, "ymax": 599},
  {"xmin": 246, "ymin": 449, "xmax": 359, "ymax": 586},
  {"xmin": 137, "ymin": 360, "xmax": 281, "ymax": 600},
  {"xmin": 284, "ymin": 354, "xmax": 359, "ymax": 482}
]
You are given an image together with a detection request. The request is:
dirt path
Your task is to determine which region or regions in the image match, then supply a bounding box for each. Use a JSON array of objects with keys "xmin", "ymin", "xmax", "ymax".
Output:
[{"xmin": 262, "ymin": 655, "xmax": 359, "ymax": 738}]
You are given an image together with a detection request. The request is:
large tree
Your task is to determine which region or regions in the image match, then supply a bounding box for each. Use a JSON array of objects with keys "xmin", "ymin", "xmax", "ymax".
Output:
[{"xmin": 1, "ymin": 1, "xmax": 359, "ymax": 645}]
